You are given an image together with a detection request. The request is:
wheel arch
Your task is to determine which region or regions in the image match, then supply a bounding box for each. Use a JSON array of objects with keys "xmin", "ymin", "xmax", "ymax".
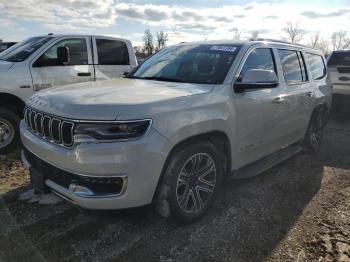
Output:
[
  {"xmin": 153, "ymin": 131, "xmax": 232, "ymax": 202},
  {"xmin": 0, "ymin": 93, "xmax": 25, "ymax": 118}
]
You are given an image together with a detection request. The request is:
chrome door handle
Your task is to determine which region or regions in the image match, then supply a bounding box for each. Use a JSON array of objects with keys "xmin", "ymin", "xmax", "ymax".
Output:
[
  {"xmin": 306, "ymin": 92, "xmax": 314, "ymax": 98},
  {"xmin": 272, "ymin": 96, "xmax": 285, "ymax": 104}
]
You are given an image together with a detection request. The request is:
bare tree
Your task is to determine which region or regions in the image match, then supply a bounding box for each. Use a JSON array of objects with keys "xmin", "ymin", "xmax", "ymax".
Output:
[
  {"xmin": 331, "ymin": 31, "xmax": 349, "ymax": 50},
  {"xmin": 250, "ymin": 30, "xmax": 259, "ymax": 40},
  {"xmin": 231, "ymin": 28, "xmax": 241, "ymax": 40},
  {"xmin": 309, "ymin": 32, "xmax": 321, "ymax": 48},
  {"xmin": 142, "ymin": 29, "xmax": 154, "ymax": 56},
  {"xmin": 156, "ymin": 31, "xmax": 168, "ymax": 51},
  {"xmin": 134, "ymin": 45, "xmax": 146, "ymax": 59},
  {"xmin": 283, "ymin": 22, "xmax": 304, "ymax": 43}
]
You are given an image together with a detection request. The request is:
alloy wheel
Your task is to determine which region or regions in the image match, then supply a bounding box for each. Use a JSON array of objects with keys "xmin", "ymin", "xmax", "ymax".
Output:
[
  {"xmin": 176, "ymin": 153, "xmax": 217, "ymax": 214},
  {"xmin": 0, "ymin": 118, "xmax": 15, "ymax": 149}
]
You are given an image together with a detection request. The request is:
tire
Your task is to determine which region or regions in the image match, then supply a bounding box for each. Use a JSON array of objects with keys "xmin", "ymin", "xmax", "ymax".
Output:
[
  {"xmin": 0, "ymin": 108, "xmax": 21, "ymax": 154},
  {"xmin": 155, "ymin": 141, "xmax": 223, "ymax": 224},
  {"xmin": 303, "ymin": 109, "xmax": 327, "ymax": 153}
]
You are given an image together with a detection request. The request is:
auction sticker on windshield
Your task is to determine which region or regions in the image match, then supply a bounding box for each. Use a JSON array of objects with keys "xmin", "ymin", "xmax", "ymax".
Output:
[{"xmin": 210, "ymin": 45, "xmax": 237, "ymax": 52}]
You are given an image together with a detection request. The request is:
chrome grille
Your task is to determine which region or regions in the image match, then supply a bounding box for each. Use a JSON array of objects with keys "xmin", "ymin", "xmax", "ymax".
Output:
[{"xmin": 24, "ymin": 107, "xmax": 75, "ymax": 147}]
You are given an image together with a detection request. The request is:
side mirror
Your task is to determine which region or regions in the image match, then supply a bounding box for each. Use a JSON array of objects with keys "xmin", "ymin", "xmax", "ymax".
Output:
[
  {"xmin": 234, "ymin": 69, "xmax": 279, "ymax": 93},
  {"xmin": 57, "ymin": 46, "xmax": 70, "ymax": 65}
]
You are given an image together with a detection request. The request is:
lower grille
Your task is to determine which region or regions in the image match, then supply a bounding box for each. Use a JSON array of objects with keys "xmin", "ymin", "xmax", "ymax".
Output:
[{"xmin": 24, "ymin": 148, "xmax": 124, "ymax": 194}]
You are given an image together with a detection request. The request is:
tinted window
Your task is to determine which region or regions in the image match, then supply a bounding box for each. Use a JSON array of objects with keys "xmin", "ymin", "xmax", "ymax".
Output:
[
  {"xmin": 129, "ymin": 44, "xmax": 241, "ymax": 84},
  {"xmin": 278, "ymin": 49, "xmax": 308, "ymax": 83},
  {"xmin": 327, "ymin": 52, "xmax": 350, "ymax": 67},
  {"xmin": 0, "ymin": 37, "xmax": 51, "ymax": 62},
  {"xmin": 96, "ymin": 39, "xmax": 129, "ymax": 65},
  {"xmin": 238, "ymin": 48, "xmax": 276, "ymax": 81},
  {"xmin": 34, "ymin": 38, "xmax": 88, "ymax": 67},
  {"xmin": 305, "ymin": 53, "xmax": 326, "ymax": 80}
]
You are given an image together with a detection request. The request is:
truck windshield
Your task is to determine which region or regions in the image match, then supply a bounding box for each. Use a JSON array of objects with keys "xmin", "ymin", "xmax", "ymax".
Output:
[
  {"xmin": 128, "ymin": 44, "xmax": 241, "ymax": 84},
  {"xmin": 328, "ymin": 52, "xmax": 350, "ymax": 67},
  {"xmin": 0, "ymin": 37, "xmax": 52, "ymax": 62}
]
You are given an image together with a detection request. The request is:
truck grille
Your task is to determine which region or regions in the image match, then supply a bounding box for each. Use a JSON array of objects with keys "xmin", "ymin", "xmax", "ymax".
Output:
[{"xmin": 24, "ymin": 107, "xmax": 74, "ymax": 147}]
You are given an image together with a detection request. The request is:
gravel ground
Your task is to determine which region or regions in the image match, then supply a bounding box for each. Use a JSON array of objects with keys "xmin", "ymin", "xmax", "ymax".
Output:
[{"xmin": 0, "ymin": 112, "xmax": 349, "ymax": 262}]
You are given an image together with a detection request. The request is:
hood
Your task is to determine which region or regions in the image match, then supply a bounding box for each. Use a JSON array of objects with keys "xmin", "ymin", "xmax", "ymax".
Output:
[
  {"xmin": 27, "ymin": 78, "xmax": 214, "ymax": 120},
  {"xmin": 0, "ymin": 60, "xmax": 14, "ymax": 72}
]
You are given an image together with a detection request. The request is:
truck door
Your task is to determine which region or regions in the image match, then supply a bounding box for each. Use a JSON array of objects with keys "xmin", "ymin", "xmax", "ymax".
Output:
[
  {"xmin": 92, "ymin": 37, "xmax": 137, "ymax": 80},
  {"xmin": 30, "ymin": 37, "xmax": 94, "ymax": 91}
]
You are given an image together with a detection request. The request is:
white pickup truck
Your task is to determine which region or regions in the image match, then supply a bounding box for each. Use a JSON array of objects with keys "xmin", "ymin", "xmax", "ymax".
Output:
[{"xmin": 0, "ymin": 34, "xmax": 137, "ymax": 153}]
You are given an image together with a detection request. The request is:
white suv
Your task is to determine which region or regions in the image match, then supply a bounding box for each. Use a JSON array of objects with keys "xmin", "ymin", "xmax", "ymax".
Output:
[{"xmin": 21, "ymin": 40, "xmax": 332, "ymax": 223}]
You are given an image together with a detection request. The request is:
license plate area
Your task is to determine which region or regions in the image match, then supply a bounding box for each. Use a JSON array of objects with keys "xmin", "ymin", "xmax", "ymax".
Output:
[{"xmin": 29, "ymin": 167, "xmax": 48, "ymax": 193}]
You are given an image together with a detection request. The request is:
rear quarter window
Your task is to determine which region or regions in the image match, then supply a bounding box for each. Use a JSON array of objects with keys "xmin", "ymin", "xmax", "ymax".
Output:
[{"xmin": 305, "ymin": 53, "xmax": 326, "ymax": 80}]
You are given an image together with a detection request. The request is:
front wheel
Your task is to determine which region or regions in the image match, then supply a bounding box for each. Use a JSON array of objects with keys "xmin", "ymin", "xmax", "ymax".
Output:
[
  {"xmin": 155, "ymin": 141, "xmax": 223, "ymax": 223},
  {"xmin": 0, "ymin": 108, "xmax": 21, "ymax": 154},
  {"xmin": 303, "ymin": 109, "xmax": 327, "ymax": 153}
]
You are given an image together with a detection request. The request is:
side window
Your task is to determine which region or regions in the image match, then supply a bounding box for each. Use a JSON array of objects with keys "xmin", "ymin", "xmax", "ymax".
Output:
[
  {"xmin": 34, "ymin": 38, "xmax": 88, "ymax": 67},
  {"xmin": 277, "ymin": 49, "xmax": 308, "ymax": 84},
  {"xmin": 305, "ymin": 53, "xmax": 326, "ymax": 80},
  {"xmin": 96, "ymin": 39, "xmax": 130, "ymax": 65},
  {"xmin": 238, "ymin": 48, "xmax": 276, "ymax": 81}
]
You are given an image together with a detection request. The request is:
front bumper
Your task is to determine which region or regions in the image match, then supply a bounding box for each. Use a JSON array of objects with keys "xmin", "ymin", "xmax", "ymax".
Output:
[{"xmin": 20, "ymin": 121, "xmax": 172, "ymax": 209}]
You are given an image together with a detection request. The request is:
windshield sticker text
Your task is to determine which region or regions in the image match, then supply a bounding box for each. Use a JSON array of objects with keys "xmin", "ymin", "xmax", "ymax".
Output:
[{"xmin": 210, "ymin": 46, "xmax": 237, "ymax": 52}]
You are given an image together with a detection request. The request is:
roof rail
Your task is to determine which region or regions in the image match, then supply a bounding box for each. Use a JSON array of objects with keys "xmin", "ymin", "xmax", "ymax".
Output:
[
  {"xmin": 250, "ymin": 38, "xmax": 311, "ymax": 48},
  {"xmin": 250, "ymin": 38, "xmax": 291, "ymax": 44}
]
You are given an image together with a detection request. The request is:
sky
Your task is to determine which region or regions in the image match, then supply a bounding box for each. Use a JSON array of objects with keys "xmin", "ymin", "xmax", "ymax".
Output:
[{"xmin": 0, "ymin": 0, "xmax": 349, "ymax": 46}]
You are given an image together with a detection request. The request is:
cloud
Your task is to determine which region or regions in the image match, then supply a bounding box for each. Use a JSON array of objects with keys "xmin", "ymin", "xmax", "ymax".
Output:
[
  {"xmin": 0, "ymin": 18, "xmax": 11, "ymax": 28},
  {"xmin": 175, "ymin": 23, "xmax": 216, "ymax": 31},
  {"xmin": 264, "ymin": 15, "xmax": 278, "ymax": 19},
  {"xmin": 1, "ymin": 1, "xmax": 350, "ymax": 46},
  {"xmin": 301, "ymin": 9, "xmax": 350, "ymax": 18}
]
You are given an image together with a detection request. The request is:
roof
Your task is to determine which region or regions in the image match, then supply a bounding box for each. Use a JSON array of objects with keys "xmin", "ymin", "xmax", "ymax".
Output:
[{"xmin": 178, "ymin": 39, "xmax": 324, "ymax": 54}]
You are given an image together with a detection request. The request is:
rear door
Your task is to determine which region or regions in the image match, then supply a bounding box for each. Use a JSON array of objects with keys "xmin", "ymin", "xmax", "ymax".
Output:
[
  {"xmin": 92, "ymin": 37, "xmax": 137, "ymax": 80},
  {"xmin": 276, "ymin": 49, "xmax": 314, "ymax": 145},
  {"xmin": 30, "ymin": 37, "xmax": 94, "ymax": 91}
]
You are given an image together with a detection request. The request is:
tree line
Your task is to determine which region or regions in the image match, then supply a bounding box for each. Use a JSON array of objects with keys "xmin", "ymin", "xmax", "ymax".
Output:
[
  {"xmin": 134, "ymin": 29, "xmax": 169, "ymax": 59},
  {"xmin": 136, "ymin": 22, "xmax": 350, "ymax": 58}
]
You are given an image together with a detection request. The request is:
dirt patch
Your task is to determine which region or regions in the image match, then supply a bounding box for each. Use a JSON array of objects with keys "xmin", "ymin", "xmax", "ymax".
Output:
[{"xmin": 0, "ymin": 117, "xmax": 349, "ymax": 262}]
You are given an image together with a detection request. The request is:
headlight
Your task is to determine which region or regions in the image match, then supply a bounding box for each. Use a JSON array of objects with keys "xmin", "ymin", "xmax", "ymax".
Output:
[{"xmin": 74, "ymin": 119, "xmax": 152, "ymax": 143}]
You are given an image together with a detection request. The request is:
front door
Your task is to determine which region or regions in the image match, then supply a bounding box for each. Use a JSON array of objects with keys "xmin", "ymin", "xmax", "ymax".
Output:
[
  {"xmin": 234, "ymin": 47, "xmax": 288, "ymax": 168},
  {"xmin": 30, "ymin": 37, "xmax": 94, "ymax": 92}
]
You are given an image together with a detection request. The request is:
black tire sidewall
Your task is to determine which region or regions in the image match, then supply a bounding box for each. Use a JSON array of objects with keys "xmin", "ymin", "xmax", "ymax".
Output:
[
  {"xmin": 0, "ymin": 108, "xmax": 21, "ymax": 154},
  {"xmin": 304, "ymin": 109, "xmax": 326, "ymax": 153},
  {"xmin": 164, "ymin": 141, "xmax": 223, "ymax": 223}
]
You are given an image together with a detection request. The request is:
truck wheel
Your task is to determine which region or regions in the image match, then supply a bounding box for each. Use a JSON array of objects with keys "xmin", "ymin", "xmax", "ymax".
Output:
[
  {"xmin": 303, "ymin": 109, "xmax": 327, "ymax": 153},
  {"xmin": 0, "ymin": 108, "xmax": 21, "ymax": 154},
  {"xmin": 155, "ymin": 141, "xmax": 223, "ymax": 224}
]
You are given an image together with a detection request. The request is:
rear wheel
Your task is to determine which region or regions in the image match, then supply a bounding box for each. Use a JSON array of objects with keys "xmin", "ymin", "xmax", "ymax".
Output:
[
  {"xmin": 0, "ymin": 108, "xmax": 21, "ymax": 154},
  {"xmin": 155, "ymin": 141, "xmax": 223, "ymax": 223},
  {"xmin": 303, "ymin": 109, "xmax": 327, "ymax": 153}
]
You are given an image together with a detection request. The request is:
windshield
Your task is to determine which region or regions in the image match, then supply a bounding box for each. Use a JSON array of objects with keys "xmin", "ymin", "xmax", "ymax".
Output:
[
  {"xmin": 129, "ymin": 44, "xmax": 241, "ymax": 84},
  {"xmin": 328, "ymin": 52, "xmax": 350, "ymax": 67},
  {"xmin": 0, "ymin": 37, "xmax": 52, "ymax": 62}
]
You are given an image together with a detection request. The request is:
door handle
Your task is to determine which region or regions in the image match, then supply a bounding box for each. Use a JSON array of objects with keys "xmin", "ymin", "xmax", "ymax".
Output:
[
  {"xmin": 77, "ymin": 72, "xmax": 91, "ymax": 77},
  {"xmin": 272, "ymin": 96, "xmax": 285, "ymax": 104},
  {"xmin": 306, "ymin": 91, "xmax": 314, "ymax": 98}
]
